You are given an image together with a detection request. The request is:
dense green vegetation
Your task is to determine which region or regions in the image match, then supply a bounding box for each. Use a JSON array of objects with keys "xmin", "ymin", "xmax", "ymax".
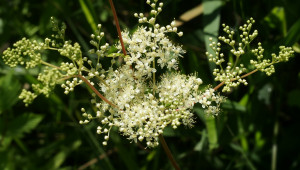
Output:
[{"xmin": 0, "ymin": 0, "xmax": 299, "ymax": 169}]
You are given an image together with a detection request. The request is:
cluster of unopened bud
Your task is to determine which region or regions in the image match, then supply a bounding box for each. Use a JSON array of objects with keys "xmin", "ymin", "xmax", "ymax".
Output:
[
  {"xmin": 134, "ymin": 0, "xmax": 163, "ymax": 25},
  {"xmin": 89, "ymin": 24, "xmax": 107, "ymax": 55},
  {"xmin": 19, "ymin": 89, "xmax": 38, "ymax": 107},
  {"xmin": 2, "ymin": 38, "xmax": 42, "ymax": 69},
  {"xmin": 58, "ymin": 41, "xmax": 81, "ymax": 61},
  {"xmin": 133, "ymin": 1, "xmax": 182, "ymax": 37},
  {"xmin": 32, "ymin": 67, "xmax": 62, "ymax": 97},
  {"xmin": 251, "ymin": 44, "xmax": 294, "ymax": 76},
  {"xmin": 98, "ymin": 116, "xmax": 112, "ymax": 146},
  {"xmin": 60, "ymin": 62, "xmax": 78, "ymax": 76},
  {"xmin": 50, "ymin": 16, "xmax": 66, "ymax": 42},
  {"xmin": 218, "ymin": 19, "xmax": 257, "ymax": 58},
  {"xmin": 207, "ymin": 18, "xmax": 266, "ymax": 92},
  {"xmin": 239, "ymin": 17, "xmax": 258, "ymax": 45},
  {"xmin": 61, "ymin": 77, "xmax": 83, "ymax": 94},
  {"xmin": 207, "ymin": 38, "xmax": 224, "ymax": 65}
]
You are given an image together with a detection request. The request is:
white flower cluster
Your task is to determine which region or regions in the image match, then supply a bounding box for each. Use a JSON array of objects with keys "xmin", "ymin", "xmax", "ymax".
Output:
[
  {"xmin": 82, "ymin": 70, "xmax": 223, "ymax": 147},
  {"xmin": 1, "ymin": 0, "xmax": 226, "ymax": 148},
  {"xmin": 77, "ymin": 0, "xmax": 225, "ymax": 148}
]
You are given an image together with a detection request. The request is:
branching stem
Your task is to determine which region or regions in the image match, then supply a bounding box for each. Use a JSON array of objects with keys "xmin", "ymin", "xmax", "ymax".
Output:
[
  {"xmin": 75, "ymin": 75, "xmax": 118, "ymax": 109},
  {"xmin": 213, "ymin": 69, "xmax": 258, "ymax": 91},
  {"xmin": 41, "ymin": 61, "xmax": 61, "ymax": 69}
]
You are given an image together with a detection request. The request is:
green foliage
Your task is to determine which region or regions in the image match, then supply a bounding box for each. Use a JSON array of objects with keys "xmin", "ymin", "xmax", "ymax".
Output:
[{"xmin": 0, "ymin": 72, "xmax": 20, "ymax": 114}]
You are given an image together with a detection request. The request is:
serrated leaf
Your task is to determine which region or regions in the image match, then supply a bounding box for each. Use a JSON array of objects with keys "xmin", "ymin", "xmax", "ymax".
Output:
[
  {"xmin": 5, "ymin": 113, "xmax": 44, "ymax": 138},
  {"xmin": 46, "ymin": 140, "xmax": 81, "ymax": 169}
]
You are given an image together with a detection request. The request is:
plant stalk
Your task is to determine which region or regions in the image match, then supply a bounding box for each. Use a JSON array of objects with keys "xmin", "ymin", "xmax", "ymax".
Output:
[
  {"xmin": 108, "ymin": 0, "xmax": 127, "ymax": 56},
  {"xmin": 76, "ymin": 75, "xmax": 118, "ymax": 108},
  {"xmin": 214, "ymin": 69, "xmax": 258, "ymax": 91},
  {"xmin": 159, "ymin": 134, "xmax": 181, "ymax": 170},
  {"xmin": 271, "ymin": 120, "xmax": 279, "ymax": 170},
  {"xmin": 108, "ymin": 1, "xmax": 180, "ymax": 169}
]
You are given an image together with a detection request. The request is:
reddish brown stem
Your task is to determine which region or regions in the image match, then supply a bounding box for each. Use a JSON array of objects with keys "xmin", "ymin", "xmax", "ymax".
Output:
[
  {"xmin": 213, "ymin": 69, "xmax": 259, "ymax": 91},
  {"xmin": 213, "ymin": 82, "xmax": 225, "ymax": 91},
  {"xmin": 108, "ymin": 1, "xmax": 178, "ymax": 169},
  {"xmin": 159, "ymin": 135, "xmax": 181, "ymax": 170},
  {"xmin": 240, "ymin": 69, "xmax": 258, "ymax": 79},
  {"xmin": 108, "ymin": 0, "xmax": 127, "ymax": 56},
  {"xmin": 76, "ymin": 75, "xmax": 118, "ymax": 109}
]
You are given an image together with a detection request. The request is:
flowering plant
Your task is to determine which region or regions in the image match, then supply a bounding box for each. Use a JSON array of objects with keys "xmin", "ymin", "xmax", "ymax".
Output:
[{"xmin": 1, "ymin": 0, "xmax": 294, "ymax": 169}]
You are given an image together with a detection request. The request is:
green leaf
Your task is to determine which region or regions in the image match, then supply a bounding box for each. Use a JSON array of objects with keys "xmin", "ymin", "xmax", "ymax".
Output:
[
  {"xmin": 284, "ymin": 18, "xmax": 300, "ymax": 46},
  {"xmin": 237, "ymin": 115, "xmax": 249, "ymax": 152},
  {"xmin": 194, "ymin": 129, "xmax": 207, "ymax": 152},
  {"xmin": 0, "ymin": 72, "xmax": 21, "ymax": 114},
  {"xmin": 45, "ymin": 140, "xmax": 81, "ymax": 169},
  {"xmin": 255, "ymin": 131, "xmax": 265, "ymax": 149},
  {"xmin": 5, "ymin": 113, "xmax": 44, "ymax": 138},
  {"xmin": 146, "ymin": 150, "xmax": 156, "ymax": 161},
  {"xmin": 203, "ymin": 0, "xmax": 223, "ymax": 74},
  {"xmin": 162, "ymin": 126, "xmax": 177, "ymax": 137},
  {"xmin": 293, "ymin": 42, "xmax": 300, "ymax": 53},
  {"xmin": 206, "ymin": 116, "xmax": 219, "ymax": 150},
  {"xmin": 264, "ymin": 6, "xmax": 286, "ymax": 35},
  {"xmin": 195, "ymin": 107, "xmax": 219, "ymax": 150},
  {"xmin": 222, "ymin": 100, "xmax": 247, "ymax": 112}
]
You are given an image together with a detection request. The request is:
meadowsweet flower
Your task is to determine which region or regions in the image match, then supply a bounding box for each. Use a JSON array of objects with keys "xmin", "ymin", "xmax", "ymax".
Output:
[
  {"xmin": 2, "ymin": 0, "xmax": 293, "ymax": 149},
  {"xmin": 118, "ymin": 25, "xmax": 184, "ymax": 76},
  {"xmin": 94, "ymin": 70, "xmax": 224, "ymax": 147}
]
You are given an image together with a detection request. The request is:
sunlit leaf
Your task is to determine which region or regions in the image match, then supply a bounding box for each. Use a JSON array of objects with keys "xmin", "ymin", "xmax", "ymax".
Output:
[{"xmin": 203, "ymin": 0, "xmax": 223, "ymax": 74}]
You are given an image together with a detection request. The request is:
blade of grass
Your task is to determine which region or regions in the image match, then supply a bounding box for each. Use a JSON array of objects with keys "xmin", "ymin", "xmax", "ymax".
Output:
[{"xmin": 79, "ymin": 0, "xmax": 97, "ymax": 32}]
